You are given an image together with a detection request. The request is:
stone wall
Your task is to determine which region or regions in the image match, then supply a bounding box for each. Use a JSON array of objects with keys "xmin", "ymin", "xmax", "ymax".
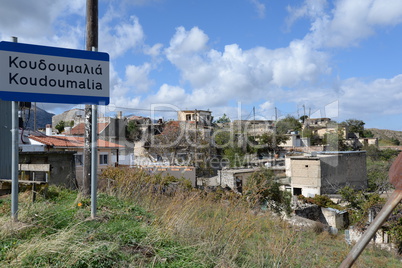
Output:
[{"xmin": 295, "ymin": 205, "xmax": 348, "ymax": 229}]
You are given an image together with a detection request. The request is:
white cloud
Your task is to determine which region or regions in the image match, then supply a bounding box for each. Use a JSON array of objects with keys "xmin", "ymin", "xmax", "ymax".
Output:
[
  {"xmin": 144, "ymin": 43, "xmax": 163, "ymax": 57},
  {"xmin": 100, "ymin": 15, "xmax": 144, "ymax": 58},
  {"xmin": 165, "ymin": 27, "xmax": 209, "ymax": 58},
  {"xmin": 368, "ymin": 0, "xmax": 402, "ymax": 25},
  {"xmin": 163, "ymin": 26, "xmax": 330, "ymax": 109},
  {"xmin": 339, "ymin": 74, "xmax": 402, "ymax": 118},
  {"xmin": 125, "ymin": 63, "xmax": 154, "ymax": 93},
  {"xmin": 148, "ymin": 84, "xmax": 188, "ymax": 105},
  {"xmin": 259, "ymin": 101, "xmax": 274, "ymax": 112},
  {"xmin": 249, "ymin": 0, "xmax": 266, "ymax": 18},
  {"xmin": 286, "ymin": 0, "xmax": 327, "ymax": 30},
  {"xmin": 290, "ymin": 0, "xmax": 402, "ymax": 48},
  {"xmin": 0, "ymin": 0, "xmax": 84, "ymax": 47}
]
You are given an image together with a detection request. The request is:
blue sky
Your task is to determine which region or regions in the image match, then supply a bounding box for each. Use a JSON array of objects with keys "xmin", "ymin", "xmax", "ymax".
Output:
[{"xmin": 2, "ymin": 0, "xmax": 402, "ymax": 130}]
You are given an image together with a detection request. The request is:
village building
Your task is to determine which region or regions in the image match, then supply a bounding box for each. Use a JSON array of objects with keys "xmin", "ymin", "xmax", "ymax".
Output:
[
  {"xmin": 177, "ymin": 110, "xmax": 212, "ymax": 125},
  {"xmin": 286, "ymin": 151, "xmax": 367, "ymax": 197},
  {"xmin": 176, "ymin": 110, "xmax": 213, "ymax": 141},
  {"xmin": 303, "ymin": 118, "xmax": 332, "ymax": 128},
  {"xmin": 282, "ymin": 132, "xmax": 310, "ymax": 148},
  {"xmin": 217, "ymin": 168, "xmax": 257, "ymax": 193},
  {"xmin": 217, "ymin": 167, "xmax": 287, "ymax": 193},
  {"xmin": 232, "ymin": 119, "xmax": 275, "ymax": 137},
  {"xmin": 27, "ymin": 134, "xmax": 123, "ymax": 184}
]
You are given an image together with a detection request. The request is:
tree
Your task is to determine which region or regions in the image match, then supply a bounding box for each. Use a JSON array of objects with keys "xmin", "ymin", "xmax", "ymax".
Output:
[
  {"xmin": 243, "ymin": 168, "xmax": 291, "ymax": 214},
  {"xmin": 55, "ymin": 120, "xmax": 65, "ymax": 134},
  {"xmin": 300, "ymin": 115, "xmax": 308, "ymax": 123},
  {"xmin": 302, "ymin": 128, "xmax": 322, "ymax": 145},
  {"xmin": 363, "ymin": 129, "xmax": 374, "ymax": 138},
  {"xmin": 276, "ymin": 115, "xmax": 302, "ymax": 135},
  {"xmin": 391, "ymin": 137, "xmax": 400, "ymax": 145},
  {"xmin": 147, "ymin": 122, "xmax": 210, "ymax": 166},
  {"xmin": 342, "ymin": 119, "xmax": 365, "ymax": 137},
  {"xmin": 215, "ymin": 113, "xmax": 231, "ymax": 124},
  {"xmin": 365, "ymin": 145, "xmax": 399, "ymax": 193},
  {"xmin": 257, "ymin": 132, "xmax": 289, "ymax": 157},
  {"xmin": 126, "ymin": 121, "xmax": 142, "ymax": 142},
  {"xmin": 213, "ymin": 129, "xmax": 247, "ymax": 167}
]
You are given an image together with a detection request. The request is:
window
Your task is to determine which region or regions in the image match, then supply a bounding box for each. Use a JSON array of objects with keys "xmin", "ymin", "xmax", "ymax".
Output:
[
  {"xmin": 293, "ymin": 188, "xmax": 302, "ymax": 196},
  {"xmin": 99, "ymin": 154, "xmax": 108, "ymax": 165},
  {"xmin": 186, "ymin": 114, "xmax": 191, "ymax": 121},
  {"xmin": 75, "ymin": 154, "xmax": 83, "ymax": 166}
]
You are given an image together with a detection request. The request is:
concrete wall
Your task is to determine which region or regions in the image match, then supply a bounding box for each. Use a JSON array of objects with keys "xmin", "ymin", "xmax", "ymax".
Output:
[
  {"xmin": 321, "ymin": 207, "xmax": 349, "ymax": 229},
  {"xmin": 348, "ymin": 227, "xmax": 395, "ymax": 251},
  {"xmin": 19, "ymin": 151, "xmax": 77, "ymax": 189},
  {"xmin": 295, "ymin": 206, "xmax": 348, "ymax": 229},
  {"xmin": 290, "ymin": 152, "xmax": 367, "ymax": 196},
  {"xmin": 218, "ymin": 169, "xmax": 256, "ymax": 193},
  {"xmin": 290, "ymin": 158, "xmax": 321, "ymax": 196},
  {"xmin": 319, "ymin": 152, "xmax": 367, "ymax": 193}
]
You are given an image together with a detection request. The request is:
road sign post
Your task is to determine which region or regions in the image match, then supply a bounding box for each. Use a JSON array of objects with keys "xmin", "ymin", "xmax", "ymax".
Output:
[{"xmin": 0, "ymin": 40, "xmax": 109, "ymax": 221}]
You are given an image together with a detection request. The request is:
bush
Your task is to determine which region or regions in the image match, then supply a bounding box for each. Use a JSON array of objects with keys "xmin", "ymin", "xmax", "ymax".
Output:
[{"xmin": 243, "ymin": 168, "xmax": 292, "ymax": 214}]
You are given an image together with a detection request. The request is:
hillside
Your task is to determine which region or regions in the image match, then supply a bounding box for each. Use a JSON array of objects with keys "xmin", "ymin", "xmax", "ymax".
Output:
[
  {"xmin": 368, "ymin": 128, "xmax": 402, "ymax": 143},
  {"xmin": 1, "ymin": 173, "xmax": 401, "ymax": 267},
  {"xmin": 20, "ymin": 106, "xmax": 54, "ymax": 130}
]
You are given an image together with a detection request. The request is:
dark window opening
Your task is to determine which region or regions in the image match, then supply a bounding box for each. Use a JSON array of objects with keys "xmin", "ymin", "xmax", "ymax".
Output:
[
  {"xmin": 293, "ymin": 187, "xmax": 302, "ymax": 196},
  {"xmin": 235, "ymin": 177, "xmax": 243, "ymax": 194}
]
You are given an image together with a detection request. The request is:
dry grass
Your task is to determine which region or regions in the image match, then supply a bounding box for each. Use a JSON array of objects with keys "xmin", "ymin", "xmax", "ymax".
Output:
[
  {"xmin": 0, "ymin": 167, "xmax": 400, "ymax": 267},
  {"xmin": 100, "ymin": 167, "xmax": 402, "ymax": 267}
]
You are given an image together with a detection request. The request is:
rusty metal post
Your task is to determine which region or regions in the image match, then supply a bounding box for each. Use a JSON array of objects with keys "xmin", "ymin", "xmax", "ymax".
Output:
[
  {"xmin": 340, "ymin": 190, "xmax": 402, "ymax": 267},
  {"xmin": 340, "ymin": 152, "xmax": 402, "ymax": 267}
]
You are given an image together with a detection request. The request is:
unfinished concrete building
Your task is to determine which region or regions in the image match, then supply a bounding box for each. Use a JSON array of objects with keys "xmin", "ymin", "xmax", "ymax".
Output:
[{"xmin": 286, "ymin": 151, "xmax": 367, "ymax": 196}]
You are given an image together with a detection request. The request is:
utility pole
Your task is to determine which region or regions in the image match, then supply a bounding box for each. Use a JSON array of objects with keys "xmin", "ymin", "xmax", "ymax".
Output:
[
  {"xmin": 253, "ymin": 106, "xmax": 255, "ymax": 137},
  {"xmin": 34, "ymin": 102, "xmax": 36, "ymax": 131},
  {"xmin": 273, "ymin": 107, "xmax": 278, "ymax": 166},
  {"xmin": 274, "ymin": 107, "xmax": 277, "ymax": 134},
  {"xmin": 83, "ymin": 0, "xmax": 98, "ymax": 197},
  {"xmin": 194, "ymin": 110, "xmax": 198, "ymax": 188}
]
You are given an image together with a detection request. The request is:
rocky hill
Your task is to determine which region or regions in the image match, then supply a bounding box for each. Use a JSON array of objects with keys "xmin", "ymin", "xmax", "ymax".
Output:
[
  {"xmin": 367, "ymin": 128, "xmax": 402, "ymax": 143},
  {"xmin": 21, "ymin": 106, "xmax": 54, "ymax": 130}
]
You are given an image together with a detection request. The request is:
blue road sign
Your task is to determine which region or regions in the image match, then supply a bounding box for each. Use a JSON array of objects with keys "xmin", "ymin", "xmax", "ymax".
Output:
[{"xmin": 0, "ymin": 41, "xmax": 109, "ymax": 105}]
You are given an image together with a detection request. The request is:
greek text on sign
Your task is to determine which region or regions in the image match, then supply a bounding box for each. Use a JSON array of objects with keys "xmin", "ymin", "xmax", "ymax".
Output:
[{"xmin": 0, "ymin": 41, "xmax": 109, "ymax": 105}]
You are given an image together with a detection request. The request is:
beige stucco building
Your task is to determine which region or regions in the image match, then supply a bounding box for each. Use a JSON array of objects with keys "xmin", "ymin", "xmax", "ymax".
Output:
[
  {"xmin": 286, "ymin": 151, "xmax": 367, "ymax": 196},
  {"xmin": 177, "ymin": 110, "xmax": 212, "ymax": 125}
]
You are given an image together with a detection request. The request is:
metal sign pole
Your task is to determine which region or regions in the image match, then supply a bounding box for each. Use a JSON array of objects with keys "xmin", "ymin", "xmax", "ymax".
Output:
[
  {"xmin": 91, "ymin": 103, "xmax": 97, "ymax": 218},
  {"xmin": 11, "ymin": 36, "xmax": 19, "ymax": 221},
  {"xmin": 11, "ymin": 100, "xmax": 19, "ymax": 221}
]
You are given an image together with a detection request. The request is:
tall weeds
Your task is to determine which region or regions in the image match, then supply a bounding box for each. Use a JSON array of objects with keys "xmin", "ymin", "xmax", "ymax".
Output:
[
  {"xmin": 0, "ymin": 167, "xmax": 399, "ymax": 267},
  {"xmin": 99, "ymin": 166, "xmax": 402, "ymax": 267}
]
